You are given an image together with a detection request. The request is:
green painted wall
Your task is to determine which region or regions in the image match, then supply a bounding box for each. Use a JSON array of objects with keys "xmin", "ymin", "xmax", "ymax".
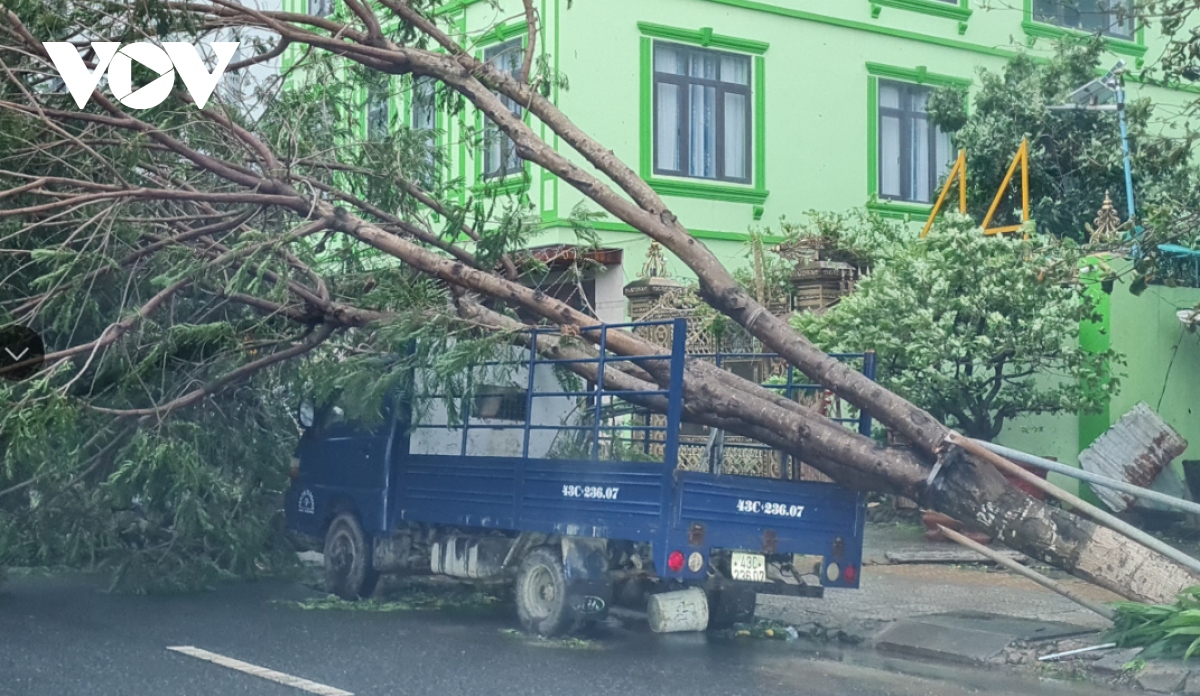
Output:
[
  {"xmin": 452, "ymin": 0, "xmax": 1195, "ymax": 283},
  {"xmin": 284, "ymin": 1, "xmax": 1200, "ymax": 487},
  {"xmin": 1109, "ymin": 280, "xmax": 1200, "ymax": 475},
  {"xmin": 998, "ymin": 261, "xmax": 1200, "ymax": 492}
]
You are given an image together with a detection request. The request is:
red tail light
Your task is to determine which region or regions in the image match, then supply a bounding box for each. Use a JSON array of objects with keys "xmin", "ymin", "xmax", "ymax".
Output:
[
  {"xmin": 843, "ymin": 564, "xmax": 858, "ymax": 584},
  {"xmin": 667, "ymin": 550, "xmax": 685, "ymax": 573}
]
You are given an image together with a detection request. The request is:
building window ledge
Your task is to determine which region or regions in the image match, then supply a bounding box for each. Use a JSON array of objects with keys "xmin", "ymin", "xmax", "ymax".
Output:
[
  {"xmin": 870, "ymin": 0, "xmax": 972, "ymax": 35},
  {"xmin": 867, "ymin": 198, "xmax": 935, "ymax": 221},
  {"xmin": 472, "ymin": 172, "xmax": 531, "ymax": 198},
  {"xmin": 1020, "ymin": 21, "xmax": 1146, "ymax": 65},
  {"xmin": 646, "ymin": 177, "xmax": 769, "ymax": 205}
]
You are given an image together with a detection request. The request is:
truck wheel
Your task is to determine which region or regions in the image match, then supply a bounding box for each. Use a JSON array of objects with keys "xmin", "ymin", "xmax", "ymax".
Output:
[
  {"xmin": 516, "ymin": 547, "xmax": 572, "ymax": 637},
  {"xmin": 323, "ymin": 512, "xmax": 378, "ymax": 600}
]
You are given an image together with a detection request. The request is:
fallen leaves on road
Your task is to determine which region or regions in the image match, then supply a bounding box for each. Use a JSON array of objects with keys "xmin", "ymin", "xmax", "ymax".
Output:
[
  {"xmin": 499, "ymin": 628, "xmax": 599, "ymax": 650},
  {"xmin": 276, "ymin": 584, "xmax": 504, "ymax": 613}
]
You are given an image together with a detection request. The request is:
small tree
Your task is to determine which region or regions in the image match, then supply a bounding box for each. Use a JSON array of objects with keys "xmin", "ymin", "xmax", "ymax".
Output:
[{"xmin": 794, "ymin": 217, "xmax": 1120, "ymax": 441}]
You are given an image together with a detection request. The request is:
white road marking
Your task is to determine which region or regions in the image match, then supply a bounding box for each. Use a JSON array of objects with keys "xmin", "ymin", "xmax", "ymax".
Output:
[{"xmin": 166, "ymin": 646, "xmax": 354, "ymax": 696}]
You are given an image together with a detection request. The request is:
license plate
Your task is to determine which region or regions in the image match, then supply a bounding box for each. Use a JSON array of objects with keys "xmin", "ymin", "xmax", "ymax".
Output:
[{"xmin": 730, "ymin": 552, "xmax": 766, "ymax": 583}]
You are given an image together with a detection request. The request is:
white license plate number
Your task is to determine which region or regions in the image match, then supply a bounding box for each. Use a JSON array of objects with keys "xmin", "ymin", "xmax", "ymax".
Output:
[{"xmin": 730, "ymin": 552, "xmax": 766, "ymax": 583}]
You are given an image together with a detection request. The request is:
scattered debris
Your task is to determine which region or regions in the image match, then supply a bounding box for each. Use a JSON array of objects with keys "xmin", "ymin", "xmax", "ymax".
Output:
[
  {"xmin": 278, "ymin": 596, "xmax": 424, "ymax": 612},
  {"xmin": 729, "ymin": 619, "xmax": 794, "ymax": 640},
  {"xmin": 295, "ymin": 551, "xmax": 323, "ymax": 567},
  {"xmin": 1091, "ymin": 647, "xmax": 1145, "ymax": 674},
  {"xmin": 499, "ymin": 628, "xmax": 598, "ymax": 650},
  {"xmin": 276, "ymin": 582, "xmax": 504, "ymax": 613},
  {"xmin": 1038, "ymin": 642, "xmax": 1117, "ymax": 662},
  {"xmin": 1136, "ymin": 662, "xmax": 1191, "ymax": 693},
  {"xmin": 721, "ymin": 619, "xmax": 860, "ymax": 644},
  {"xmin": 920, "ymin": 511, "xmax": 991, "ymax": 545}
]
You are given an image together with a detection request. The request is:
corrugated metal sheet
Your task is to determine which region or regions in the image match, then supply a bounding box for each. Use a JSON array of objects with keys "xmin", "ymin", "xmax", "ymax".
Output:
[{"xmin": 1078, "ymin": 402, "xmax": 1189, "ymax": 512}]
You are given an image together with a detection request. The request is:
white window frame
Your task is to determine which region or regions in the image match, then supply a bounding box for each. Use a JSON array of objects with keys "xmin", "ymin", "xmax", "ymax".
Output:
[
  {"xmin": 482, "ymin": 38, "xmax": 524, "ymax": 180},
  {"xmin": 876, "ymin": 79, "xmax": 953, "ymax": 205}
]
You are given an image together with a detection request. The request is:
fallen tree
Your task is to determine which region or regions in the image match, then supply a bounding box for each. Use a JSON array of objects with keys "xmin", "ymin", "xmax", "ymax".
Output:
[{"xmin": 0, "ymin": 0, "xmax": 1194, "ymax": 600}]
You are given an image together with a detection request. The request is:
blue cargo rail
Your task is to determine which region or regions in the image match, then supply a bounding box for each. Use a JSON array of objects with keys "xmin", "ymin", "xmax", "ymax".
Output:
[{"xmin": 286, "ymin": 318, "xmax": 873, "ymax": 636}]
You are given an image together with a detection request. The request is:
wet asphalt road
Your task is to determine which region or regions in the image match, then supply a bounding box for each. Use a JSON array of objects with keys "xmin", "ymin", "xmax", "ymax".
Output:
[{"xmin": 0, "ymin": 573, "xmax": 1116, "ymax": 696}]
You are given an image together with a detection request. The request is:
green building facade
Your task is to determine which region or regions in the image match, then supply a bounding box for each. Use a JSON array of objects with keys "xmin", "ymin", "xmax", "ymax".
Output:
[
  {"xmin": 286, "ymin": 0, "xmax": 1192, "ymax": 276},
  {"xmin": 284, "ymin": 0, "xmax": 1200, "ymax": 490}
]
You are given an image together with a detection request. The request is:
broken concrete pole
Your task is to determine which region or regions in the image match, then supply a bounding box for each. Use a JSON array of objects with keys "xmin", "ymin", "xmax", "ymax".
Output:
[
  {"xmin": 647, "ymin": 587, "xmax": 709, "ymax": 633},
  {"xmin": 1079, "ymin": 402, "xmax": 1188, "ymax": 513}
]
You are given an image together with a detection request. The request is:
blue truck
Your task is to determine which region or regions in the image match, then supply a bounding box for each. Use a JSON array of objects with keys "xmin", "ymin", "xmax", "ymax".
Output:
[{"xmin": 285, "ymin": 319, "xmax": 874, "ymax": 636}]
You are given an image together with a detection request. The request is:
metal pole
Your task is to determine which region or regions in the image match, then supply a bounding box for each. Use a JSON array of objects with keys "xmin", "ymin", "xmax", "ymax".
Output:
[
  {"xmin": 1038, "ymin": 643, "xmax": 1117, "ymax": 662},
  {"xmin": 522, "ymin": 331, "xmax": 537, "ymax": 459},
  {"xmin": 859, "ymin": 351, "xmax": 877, "ymax": 437},
  {"xmin": 1116, "ymin": 77, "xmax": 1138, "ymax": 227},
  {"xmin": 590, "ymin": 326, "xmax": 608, "ymax": 461},
  {"xmin": 974, "ymin": 439, "xmax": 1200, "ymax": 518},
  {"xmin": 662, "ymin": 318, "xmax": 686, "ymax": 470},
  {"xmin": 950, "ymin": 434, "xmax": 1200, "ymax": 579},
  {"xmin": 938, "ymin": 525, "xmax": 1115, "ymax": 621}
]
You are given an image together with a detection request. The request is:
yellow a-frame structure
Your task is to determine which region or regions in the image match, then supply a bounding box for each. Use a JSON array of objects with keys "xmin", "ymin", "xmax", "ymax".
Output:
[{"xmin": 920, "ymin": 138, "xmax": 1031, "ymax": 239}]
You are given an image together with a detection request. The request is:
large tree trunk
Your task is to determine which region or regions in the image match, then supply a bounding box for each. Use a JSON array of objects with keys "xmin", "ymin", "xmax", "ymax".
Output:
[
  {"xmin": 929, "ymin": 453, "xmax": 1195, "ymax": 601},
  {"xmin": 459, "ymin": 300, "xmax": 1196, "ymax": 602}
]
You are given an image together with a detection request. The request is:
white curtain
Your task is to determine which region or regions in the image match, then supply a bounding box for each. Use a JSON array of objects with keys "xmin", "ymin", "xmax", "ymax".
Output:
[
  {"xmin": 879, "ymin": 84, "xmax": 901, "ymax": 198},
  {"xmin": 689, "ymin": 85, "xmax": 716, "ymax": 178},
  {"xmin": 724, "ymin": 92, "xmax": 747, "ymax": 180},
  {"xmin": 935, "ymin": 128, "xmax": 953, "ymax": 183},
  {"xmin": 656, "ymin": 45, "xmax": 684, "ymax": 74},
  {"xmin": 720, "ymin": 56, "xmax": 749, "ymax": 86},
  {"xmin": 656, "ymin": 83, "xmax": 680, "ymax": 172},
  {"xmin": 655, "ymin": 44, "xmax": 751, "ymax": 180},
  {"xmin": 483, "ymin": 40, "xmax": 523, "ymax": 177},
  {"xmin": 413, "ymin": 77, "xmax": 436, "ymax": 131}
]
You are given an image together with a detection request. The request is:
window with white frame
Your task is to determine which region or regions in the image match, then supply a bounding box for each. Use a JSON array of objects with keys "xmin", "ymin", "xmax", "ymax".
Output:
[
  {"xmin": 412, "ymin": 76, "xmax": 437, "ymax": 135},
  {"xmin": 412, "ymin": 75, "xmax": 439, "ymax": 187},
  {"xmin": 1033, "ymin": 0, "xmax": 1134, "ymax": 39},
  {"xmin": 309, "ymin": 0, "xmax": 333, "ymax": 18},
  {"xmin": 877, "ymin": 80, "xmax": 953, "ymax": 205},
  {"xmin": 482, "ymin": 38, "xmax": 523, "ymax": 180},
  {"xmin": 366, "ymin": 83, "xmax": 389, "ymax": 141},
  {"xmin": 653, "ymin": 42, "xmax": 752, "ymax": 184}
]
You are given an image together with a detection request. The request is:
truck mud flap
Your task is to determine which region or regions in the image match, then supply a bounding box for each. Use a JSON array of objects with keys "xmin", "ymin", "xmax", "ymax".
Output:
[{"xmin": 561, "ymin": 537, "xmax": 611, "ymax": 620}]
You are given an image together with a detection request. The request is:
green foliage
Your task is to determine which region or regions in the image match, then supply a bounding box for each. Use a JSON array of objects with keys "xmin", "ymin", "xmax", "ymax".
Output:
[
  {"xmin": 280, "ymin": 587, "xmax": 501, "ymax": 613},
  {"xmin": 0, "ymin": 384, "xmax": 300, "ymax": 592},
  {"xmin": 774, "ymin": 210, "xmax": 908, "ymax": 268},
  {"xmin": 927, "ymin": 43, "xmax": 1200, "ymax": 243},
  {"xmin": 1107, "ymin": 586, "xmax": 1200, "ymax": 661},
  {"xmin": 0, "ymin": 1, "xmax": 555, "ymax": 593},
  {"xmin": 735, "ymin": 211, "xmax": 907, "ymax": 311},
  {"xmin": 793, "ymin": 216, "xmax": 1120, "ymax": 440}
]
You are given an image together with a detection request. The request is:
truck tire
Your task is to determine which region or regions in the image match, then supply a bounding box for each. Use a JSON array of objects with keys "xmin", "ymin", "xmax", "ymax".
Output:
[
  {"xmin": 324, "ymin": 512, "xmax": 379, "ymax": 600},
  {"xmin": 515, "ymin": 546, "xmax": 572, "ymax": 637}
]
